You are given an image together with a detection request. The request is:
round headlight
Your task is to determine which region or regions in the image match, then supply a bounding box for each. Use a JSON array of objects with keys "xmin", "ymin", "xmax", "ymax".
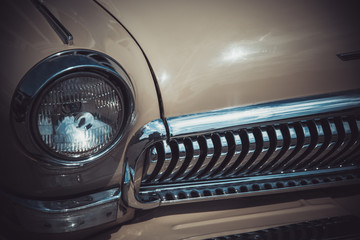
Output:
[{"xmin": 34, "ymin": 72, "xmax": 125, "ymax": 159}]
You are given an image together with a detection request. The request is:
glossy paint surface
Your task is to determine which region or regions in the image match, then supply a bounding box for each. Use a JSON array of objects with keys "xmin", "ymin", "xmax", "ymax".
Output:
[
  {"xmin": 89, "ymin": 195, "xmax": 360, "ymax": 240},
  {"xmin": 100, "ymin": 0, "xmax": 360, "ymax": 117},
  {"xmin": 0, "ymin": 0, "xmax": 160, "ymax": 197}
]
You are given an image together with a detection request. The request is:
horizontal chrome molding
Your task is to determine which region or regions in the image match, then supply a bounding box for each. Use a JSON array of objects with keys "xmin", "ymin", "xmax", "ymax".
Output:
[
  {"xmin": 337, "ymin": 50, "xmax": 360, "ymax": 61},
  {"xmin": 141, "ymin": 166, "xmax": 357, "ymax": 191},
  {"xmin": 139, "ymin": 168, "xmax": 360, "ymax": 206},
  {"xmin": 167, "ymin": 90, "xmax": 360, "ymax": 138}
]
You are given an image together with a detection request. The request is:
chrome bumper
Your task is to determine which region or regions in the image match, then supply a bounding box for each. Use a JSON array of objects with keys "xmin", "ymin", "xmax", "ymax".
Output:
[{"xmin": 0, "ymin": 187, "xmax": 123, "ymax": 233}]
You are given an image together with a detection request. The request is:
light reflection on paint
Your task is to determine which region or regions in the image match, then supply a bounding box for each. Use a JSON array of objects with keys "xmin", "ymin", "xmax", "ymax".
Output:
[
  {"xmin": 219, "ymin": 32, "xmax": 274, "ymax": 63},
  {"xmin": 221, "ymin": 44, "xmax": 255, "ymax": 62},
  {"xmin": 158, "ymin": 71, "xmax": 169, "ymax": 84}
]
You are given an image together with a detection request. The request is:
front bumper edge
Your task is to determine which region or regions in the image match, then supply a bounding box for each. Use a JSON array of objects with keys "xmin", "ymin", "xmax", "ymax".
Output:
[{"xmin": 0, "ymin": 187, "xmax": 122, "ymax": 233}]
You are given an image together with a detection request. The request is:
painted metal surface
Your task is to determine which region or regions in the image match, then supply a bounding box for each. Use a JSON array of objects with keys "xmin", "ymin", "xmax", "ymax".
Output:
[
  {"xmin": 88, "ymin": 195, "xmax": 360, "ymax": 240},
  {"xmin": 0, "ymin": 0, "xmax": 160, "ymax": 198},
  {"xmin": 99, "ymin": 0, "xmax": 360, "ymax": 117}
]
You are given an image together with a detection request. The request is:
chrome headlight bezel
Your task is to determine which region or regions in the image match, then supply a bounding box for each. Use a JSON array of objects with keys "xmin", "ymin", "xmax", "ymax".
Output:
[{"xmin": 11, "ymin": 50, "xmax": 135, "ymax": 166}]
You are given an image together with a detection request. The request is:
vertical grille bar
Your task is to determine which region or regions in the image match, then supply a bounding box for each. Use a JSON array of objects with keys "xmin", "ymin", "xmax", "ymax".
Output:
[
  {"xmin": 260, "ymin": 124, "xmax": 289, "ymax": 173},
  {"xmin": 231, "ymin": 129, "xmax": 259, "ymax": 176}
]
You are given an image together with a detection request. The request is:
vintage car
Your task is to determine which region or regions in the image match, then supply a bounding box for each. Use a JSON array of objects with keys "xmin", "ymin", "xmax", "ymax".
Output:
[{"xmin": 1, "ymin": 0, "xmax": 360, "ymax": 239}]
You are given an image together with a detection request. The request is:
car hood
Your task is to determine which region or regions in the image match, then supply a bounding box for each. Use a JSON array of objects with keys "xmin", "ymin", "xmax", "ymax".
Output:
[{"xmin": 99, "ymin": 0, "xmax": 360, "ymax": 118}]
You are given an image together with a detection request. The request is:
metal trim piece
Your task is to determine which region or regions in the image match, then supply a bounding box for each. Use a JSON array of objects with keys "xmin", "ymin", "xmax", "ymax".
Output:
[
  {"xmin": 3, "ymin": 188, "xmax": 120, "ymax": 214},
  {"xmin": 139, "ymin": 168, "xmax": 360, "ymax": 206},
  {"xmin": 167, "ymin": 90, "xmax": 360, "ymax": 138},
  {"xmin": 32, "ymin": 0, "xmax": 73, "ymax": 45},
  {"xmin": 0, "ymin": 187, "xmax": 122, "ymax": 233},
  {"xmin": 337, "ymin": 50, "xmax": 360, "ymax": 61},
  {"xmin": 122, "ymin": 119, "xmax": 167, "ymax": 209}
]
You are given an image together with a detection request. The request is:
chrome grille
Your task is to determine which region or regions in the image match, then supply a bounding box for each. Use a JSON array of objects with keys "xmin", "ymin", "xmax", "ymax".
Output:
[{"xmin": 142, "ymin": 116, "xmax": 360, "ymax": 185}]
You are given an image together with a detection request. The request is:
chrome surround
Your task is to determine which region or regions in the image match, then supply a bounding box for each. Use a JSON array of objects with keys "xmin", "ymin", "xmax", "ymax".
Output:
[
  {"xmin": 0, "ymin": 187, "xmax": 122, "ymax": 233},
  {"xmin": 122, "ymin": 119, "xmax": 167, "ymax": 209},
  {"xmin": 11, "ymin": 49, "xmax": 135, "ymax": 167},
  {"xmin": 167, "ymin": 90, "xmax": 360, "ymax": 138},
  {"xmin": 125, "ymin": 91, "xmax": 360, "ymax": 209}
]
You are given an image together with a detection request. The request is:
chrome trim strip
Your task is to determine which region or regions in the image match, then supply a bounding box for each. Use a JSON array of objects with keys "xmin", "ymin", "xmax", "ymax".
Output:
[
  {"xmin": 141, "ymin": 166, "xmax": 356, "ymax": 191},
  {"xmin": 32, "ymin": 0, "xmax": 73, "ymax": 45},
  {"xmin": 139, "ymin": 167, "xmax": 360, "ymax": 206},
  {"xmin": 2, "ymin": 188, "xmax": 120, "ymax": 213},
  {"xmin": 159, "ymin": 180, "xmax": 360, "ymax": 206},
  {"xmin": 0, "ymin": 187, "xmax": 122, "ymax": 233},
  {"xmin": 167, "ymin": 90, "xmax": 360, "ymax": 138},
  {"xmin": 122, "ymin": 119, "xmax": 167, "ymax": 209},
  {"xmin": 337, "ymin": 50, "xmax": 360, "ymax": 61}
]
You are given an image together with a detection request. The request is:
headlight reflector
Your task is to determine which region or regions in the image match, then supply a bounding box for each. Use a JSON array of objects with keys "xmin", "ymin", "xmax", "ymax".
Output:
[{"xmin": 35, "ymin": 72, "xmax": 124, "ymax": 159}]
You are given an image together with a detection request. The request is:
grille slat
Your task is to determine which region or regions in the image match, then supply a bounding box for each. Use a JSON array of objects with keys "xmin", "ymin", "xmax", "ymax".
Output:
[
  {"xmin": 319, "ymin": 118, "xmax": 347, "ymax": 168},
  {"xmin": 142, "ymin": 115, "xmax": 360, "ymax": 185},
  {"xmin": 339, "ymin": 119, "xmax": 360, "ymax": 166},
  {"xmin": 282, "ymin": 122, "xmax": 312, "ymax": 172},
  {"xmin": 243, "ymin": 127, "xmax": 273, "ymax": 175},
  {"xmin": 325, "ymin": 118, "xmax": 357, "ymax": 168},
  {"xmin": 293, "ymin": 120, "xmax": 323, "ymax": 170},
  {"xmin": 232, "ymin": 129, "xmax": 257, "ymax": 175},
  {"xmin": 170, "ymin": 140, "xmax": 187, "ymax": 180},
  {"xmin": 210, "ymin": 132, "xmax": 237, "ymax": 177},
  {"xmin": 191, "ymin": 136, "xmax": 215, "ymax": 179},
  {"xmin": 252, "ymin": 126, "xmax": 277, "ymax": 174},
  {"xmin": 309, "ymin": 119, "xmax": 339, "ymax": 169},
  {"xmin": 154, "ymin": 140, "xmax": 173, "ymax": 182},
  {"xmin": 222, "ymin": 130, "xmax": 247, "ymax": 176},
  {"xmin": 340, "ymin": 119, "xmax": 360, "ymax": 164},
  {"xmin": 261, "ymin": 124, "xmax": 290, "ymax": 173},
  {"xmin": 269, "ymin": 123, "xmax": 301, "ymax": 173},
  {"xmin": 301, "ymin": 119, "xmax": 332, "ymax": 171},
  {"xmin": 206, "ymin": 133, "xmax": 230, "ymax": 177}
]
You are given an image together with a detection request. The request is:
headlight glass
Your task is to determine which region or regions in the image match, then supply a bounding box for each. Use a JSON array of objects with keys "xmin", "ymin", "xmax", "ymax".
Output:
[{"xmin": 35, "ymin": 72, "xmax": 124, "ymax": 159}]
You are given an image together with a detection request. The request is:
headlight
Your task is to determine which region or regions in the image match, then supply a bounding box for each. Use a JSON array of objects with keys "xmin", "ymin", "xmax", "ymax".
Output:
[
  {"xmin": 35, "ymin": 72, "xmax": 125, "ymax": 158},
  {"xmin": 12, "ymin": 50, "xmax": 134, "ymax": 165}
]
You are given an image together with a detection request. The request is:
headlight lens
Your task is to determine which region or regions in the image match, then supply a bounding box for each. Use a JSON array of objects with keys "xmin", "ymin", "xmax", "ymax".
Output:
[{"xmin": 35, "ymin": 72, "xmax": 125, "ymax": 159}]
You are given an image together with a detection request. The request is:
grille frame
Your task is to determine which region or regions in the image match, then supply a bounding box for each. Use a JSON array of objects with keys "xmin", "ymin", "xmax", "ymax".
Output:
[{"xmin": 123, "ymin": 90, "xmax": 360, "ymax": 209}]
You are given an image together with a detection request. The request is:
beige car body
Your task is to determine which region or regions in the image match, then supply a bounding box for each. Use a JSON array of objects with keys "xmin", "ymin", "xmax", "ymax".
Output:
[
  {"xmin": 0, "ymin": 0, "xmax": 360, "ymax": 239},
  {"xmin": 100, "ymin": 0, "xmax": 360, "ymax": 117}
]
